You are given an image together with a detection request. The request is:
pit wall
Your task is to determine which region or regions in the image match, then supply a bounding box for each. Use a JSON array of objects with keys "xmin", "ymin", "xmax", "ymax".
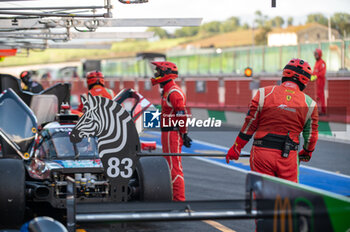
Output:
[{"xmin": 40, "ymin": 76, "xmax": 350, "ymax": 141}]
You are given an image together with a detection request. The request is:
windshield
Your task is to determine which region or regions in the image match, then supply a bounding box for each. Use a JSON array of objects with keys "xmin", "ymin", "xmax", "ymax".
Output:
[{"xmin": 49, "ymin": 132, "xmax": 98, "ymax": 159}]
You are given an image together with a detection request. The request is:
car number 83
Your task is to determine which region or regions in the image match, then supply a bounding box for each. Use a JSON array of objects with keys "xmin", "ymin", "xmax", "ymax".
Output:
[{"xmin": 106, "ymin": 157, "xmax": 133, "ymax": 178}]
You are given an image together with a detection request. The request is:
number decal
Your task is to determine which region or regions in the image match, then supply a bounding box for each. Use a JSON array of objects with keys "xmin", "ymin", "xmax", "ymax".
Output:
[
  {"xmin": 106, "ymin": 157, "xmax": 134, "ymax": 178},
  {"xmin": 121, "ymin": 158, "xmax": 133, "ymax": 178},
  {"xmin": 107, "ymin": 157, "xmax": 120, "ymax": 178}
]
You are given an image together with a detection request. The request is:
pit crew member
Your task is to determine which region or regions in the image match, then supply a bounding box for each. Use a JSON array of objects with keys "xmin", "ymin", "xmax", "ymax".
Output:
[
  {"xmin": 226, "ymin": 58, "xmax": 319, "ymax": 183},
  {"xmin": 151, "ymin": 61, "xmax": 192, "ymax": 201},
  {"xmin": 19, "ymin": 70, "xmax": 44, "ymax": 93},
  {"xmin": 76, "ymin": 70, "xmax": 115, "ymax": 113},
  {"xmin": 312, "ymin": 48, "xmax": 327, "ymax": 115}
]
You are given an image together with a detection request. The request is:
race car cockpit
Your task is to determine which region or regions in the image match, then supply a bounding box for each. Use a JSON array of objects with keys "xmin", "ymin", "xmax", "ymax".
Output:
[
  {"xmin": 0, "ymin": 81, "xmax": 172, "ymax": 228},
  {"xmin": 38, "ymin": 127, "xmax": 99, "ymax": 160}
]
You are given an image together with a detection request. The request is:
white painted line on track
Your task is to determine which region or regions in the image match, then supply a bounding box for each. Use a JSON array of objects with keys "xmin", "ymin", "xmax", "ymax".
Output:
[
  {"xmin": 142, "ymin": 131, "xmax": 350, "ymax": 179},
  {"xmin": 192, "ymin": 139, "xmax": 230, "ymax": 151},
  {"xmin": 318, "ymin": 135, "xmax": 350, "ymax": 144},
  {"xmin": 191, "ymin": 157, "xmax": 249, "ymax": 174},
  {"xmin": 142, "ymin": 134, "xmax": 241, "ymax": 232},
  {"xmin": 193, "ymin": 138, "xmax": 350, "ymax": 179},
  {"xmin": 300, "ymin": 164, "xmax": 350, "ymax": 179},
  {"xmin": 191, "ymin": 139, "xmax": 250, "ymax": 155}
]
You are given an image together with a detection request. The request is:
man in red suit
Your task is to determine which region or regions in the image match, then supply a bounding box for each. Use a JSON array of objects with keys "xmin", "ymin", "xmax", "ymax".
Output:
[
  {"xmin": 19, "ymin": 70, "xmax": 44, "ymax": 93},
  {"xmin": 226, "ymin": 59, "xmax": 319, "ymax": 183},
  {"xmin": 76, "ymin": 71, "xmax": 115, "ymax": 113},
  {"xmin": 151, "ymin": 61, "xmax": 192, "ymax": 201},
  {"xmin": 313, "ymin": 48, "xmax": 327, "ymax": 115}
]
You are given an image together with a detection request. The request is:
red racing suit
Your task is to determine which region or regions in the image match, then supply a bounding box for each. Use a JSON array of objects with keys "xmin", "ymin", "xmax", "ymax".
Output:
[
  {"xmin": 76, "ymin": 85, "xmax": 115, "ymax": 112},
  {"xmin": 313, "ymin": 53, "xmax": 327, "ymax": 114},
  {"xmin": 239, "ymin": 81, "xmax": 318, "ymax": 182},
  {"xmin": 160, "ymin": 80, "xmax": 188, "ymax": 201}
]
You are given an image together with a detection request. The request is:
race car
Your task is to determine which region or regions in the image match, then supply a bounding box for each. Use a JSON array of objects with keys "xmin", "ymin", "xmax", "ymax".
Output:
[{"xmin": 0, "ymin": 75, "xmax": 171, "ymax": 228}]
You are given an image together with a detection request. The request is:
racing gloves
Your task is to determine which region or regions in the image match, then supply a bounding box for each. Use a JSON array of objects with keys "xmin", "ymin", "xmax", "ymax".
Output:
[
  {"xmin": 298, "ymin": 148, "xmax": 313, "ymax": 162},
  {"xmin": 182, "ymin": 133, "xmax": 192, "ymax": 148},
  {"xmin": 226, "ymin": 136, "xmax": 249, "ymax": 163}
]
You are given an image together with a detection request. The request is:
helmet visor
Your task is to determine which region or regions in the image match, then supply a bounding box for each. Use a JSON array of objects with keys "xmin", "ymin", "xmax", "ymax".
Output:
[
  {"xmin": 154, "ymin": 68, "xmax": 161, "ymax": 77},
  {"xmin": 151, "ymin": 66, "xmax": 163, "ymax": 85},
  {"xmin": 151, "ymin": 64, "xmax": 162, "ymax": 77}
]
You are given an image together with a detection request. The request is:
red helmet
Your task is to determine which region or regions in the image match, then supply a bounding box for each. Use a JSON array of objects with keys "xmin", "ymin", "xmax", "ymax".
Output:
[
  {"xmin": 86, "ymin": 70, "xmax": 105, "ymax": 88},
  {"xmin": 20, "ymin": 70, "xmax": 32, "ymax": 85},
  {"xmin": 314, "ymin": 48, "xmax": 322, "ymax": 59},
  {"xmin": 282, "ymin": 58, "xmax": 312, "ymax": 89},
  {"xmin": 151, "ymin": 61, "xmax": 178, "ymax": 86}
]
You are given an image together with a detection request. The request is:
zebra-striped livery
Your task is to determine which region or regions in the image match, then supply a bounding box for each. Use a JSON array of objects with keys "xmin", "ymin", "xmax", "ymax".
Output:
[{"xmin": 70, "ymin": 93, "xmax": 132, "ymax": 158}]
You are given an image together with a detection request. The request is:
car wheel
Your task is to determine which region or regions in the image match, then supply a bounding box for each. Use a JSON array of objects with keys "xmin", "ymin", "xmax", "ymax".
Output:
[
  {"xmin": 136, "ymin": 157, "xmax": 172, "ymax": 201},
  {"xmin": 0, "ymin": 158, "xmax": 26, "ymax": 227}
]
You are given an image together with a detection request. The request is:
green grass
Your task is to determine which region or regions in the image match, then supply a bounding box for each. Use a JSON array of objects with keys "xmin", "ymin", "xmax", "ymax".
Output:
[
  {"xmin": 0, "ymin": 30, "xmax": 251, "ymax": 67},
  {"xmin": 0, "ymin": 48, "xmax": 115, "ymax": 67},
  {"xmin": 0, "ymin": 37, "xmax": 192, "ymax": 67}
]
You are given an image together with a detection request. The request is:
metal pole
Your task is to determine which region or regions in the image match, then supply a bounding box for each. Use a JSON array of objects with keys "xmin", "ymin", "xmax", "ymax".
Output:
[
  {"xmin": 262, "ymin": 46, "xmax": 265, "ymax": 72},
  {"xmin": 252, "ymin": 21, "xmax": 255, "ymax": 69},
  {"xmin": 105, "ymin": 0, "xmax": 113, "ymax": 18},
  {"xmin": 208, "ymin": 53, "xmax": 211, "ymax": 75},
  {"xmin": 76, "ymin": 210, "xmax": 253, "ymax": 222},
  {"xmin": 197, "ymin": 55, "xmax": 200, "ymax": 75},
  {"xmin": 341, "ymin": 40, "xmax": 346, "ymax": 70},
  {"xmin": 66, "ymin": 176, "xmax": 76, "ymax": 232},
  {"xmin": 0, "ymin": 35, "xmax": 67, "ymax": 40},
  {"xmin": 137, "ymin": 152, "xmax": 250, "ymax": 157},
  {"xmin": 271, "ymin": 0, "xmax": 276, "ymax": 7},
  {"xmin": 0, "ymin": 11, "xmax": 105, "ymax": 17},
  {"xmin": 328, "ymin": 16, "xmax": 332, "ymax": 42},
  {"xmin": 233, "ymin": 50, "xmax": 236, "ymax": 73},
  {"xmin": 0, "ymin": 44, "xmax": 46, "ymax": 49},
  {"xmin": 247, "ymin": 47, "xmax": 250, "ymax": 67},
  {"xmin": 0, "ymin": 6, "xmax": 105, "ymax": 10},
  {"xmin": 0, "ymin": 32, "xmax": 66, "ymax": 36},
  {"xmin": 220, "ymin": 52, "xmax": 223, "ymax": 74},
  {"xmin": 187, "ymin": 56, "xmax": 190, "ymax": 75},
  {"xmin": 279, "ymin": 46, "xmax": 282, "ymax": 71},
  {"xmin": 66, "ymin": 26, "xmax": 71, "ymax": 41}
]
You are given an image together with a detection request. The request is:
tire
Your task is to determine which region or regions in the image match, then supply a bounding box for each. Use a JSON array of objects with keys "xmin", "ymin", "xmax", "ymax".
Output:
[
  {"xmin": 0, "ymin": 159, "xmax": 26, "ymax": 227},
  {"xmin": 136, "ymin": 157, "xmax": 172, "ymax": 201}
]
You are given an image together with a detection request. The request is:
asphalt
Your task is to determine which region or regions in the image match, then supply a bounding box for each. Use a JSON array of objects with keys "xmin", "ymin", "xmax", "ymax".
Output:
[
  {"xmin": 80, "ymin": 156, "xmax": 254, "ymax": 232},
  {"xmin": 77, "ymin": 125, "xmax": 350, "ymax": 231},
  {"xmin": 188, "ymin": 125, "xmax": 350, "ymax": 175}
]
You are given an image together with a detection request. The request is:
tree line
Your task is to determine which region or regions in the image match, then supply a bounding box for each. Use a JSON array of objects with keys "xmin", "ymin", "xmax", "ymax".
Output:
[{"xmin": 146, "ymin": 12, "xmax": 350, "ymax": 45}]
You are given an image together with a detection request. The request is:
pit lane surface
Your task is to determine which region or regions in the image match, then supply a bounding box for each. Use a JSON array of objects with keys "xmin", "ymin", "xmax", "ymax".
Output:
[
  {"xmin": 141, "ymin": 126, "xmax": 350, "ymax": 196},
  {"xmin": 80, "ymin": 156, "xmax": 254, "ymax": 232},
  {"xmin": 80, "ymin": 126, "xmax": 349, "ymax": 232},
  {"xmin": 186, "ymin": 126, "xmax": 350, "ymax": 176}
]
